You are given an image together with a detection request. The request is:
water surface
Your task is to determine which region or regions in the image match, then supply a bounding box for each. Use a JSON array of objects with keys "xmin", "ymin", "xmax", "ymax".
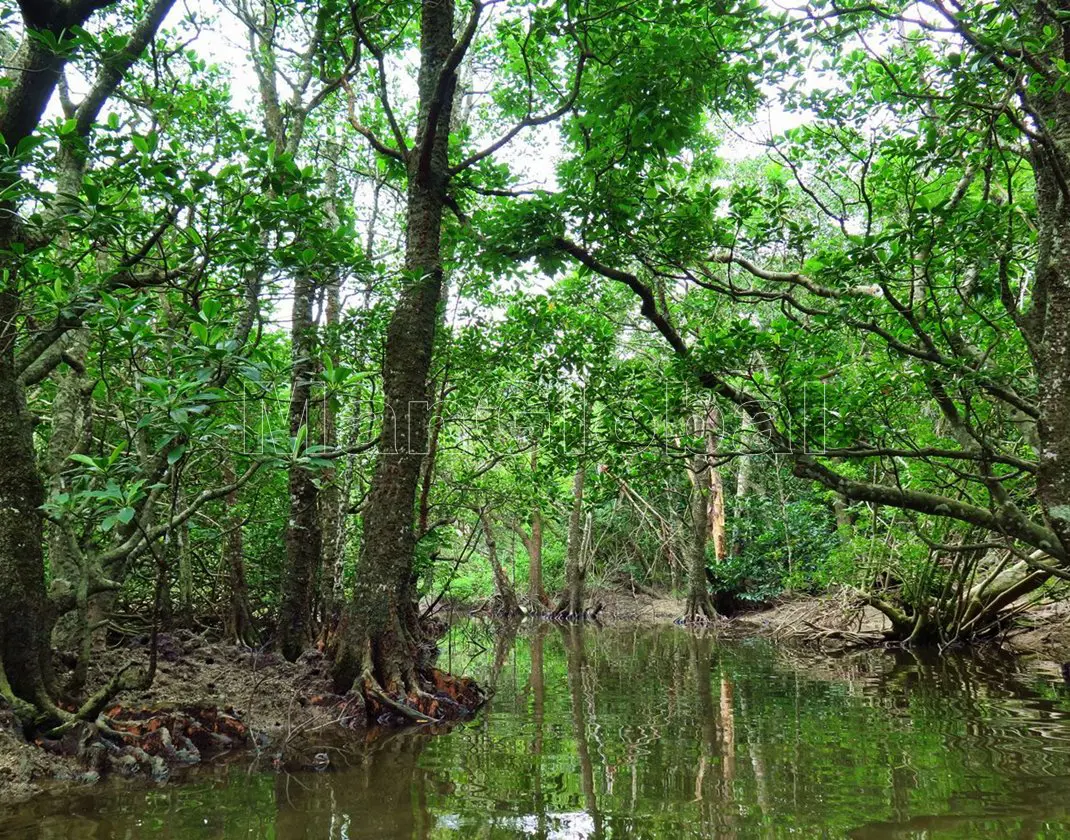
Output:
[{"xmin": 3, "ymin": 623, "xmax": 1070, "ymax": 838}]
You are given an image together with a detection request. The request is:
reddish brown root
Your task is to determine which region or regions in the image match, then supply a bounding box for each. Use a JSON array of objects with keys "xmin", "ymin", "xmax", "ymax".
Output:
[{"xmin": 102, "ymin": 704, "xmax": 250, "ymax": 758}]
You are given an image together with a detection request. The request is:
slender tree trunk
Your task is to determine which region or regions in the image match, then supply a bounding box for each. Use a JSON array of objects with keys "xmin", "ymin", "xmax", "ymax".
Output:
[
  {"xmin": 684, "ymin": 451, "xmax": 717, "ymax": 622},
  {"xmin": 176, "ymin": 505, "xmax": 193, "ymax": 625},
  {"xmin": 731, "ymin": 412, "xmax": 755, "ymax": 557},
  {"xmin": 222, "ymin": 457, "xmax": 257, "ymax": 646},
  {"xmin": 278, "ymin": 272, "xmax": 323, "ymax": 661},
  {"xmin": 527, "ymin": 448, "xmax": 547, "ymax": 605},
  {"xmin": 480, "ymin": 512, "xmax": 521, "ymax": 617},
  {"xmin": 319, "ymin": 151, "xmax": 345, "ymax": 642},
  {"xmin": 46, "ymin": 331, "xmax": 90, "ymax": 685},
  {"xmin": 529, "ymin": 506, "xmax": 545, "ymax": 604},
  {"xmin": 418, "ymin": 372, "xmax": 449, "ymax": 537},
  {"xmin": 556, "ymin": 463, "xmax": 587, "ymax": 616},
  {"xmin": 705, "ymin": 407, "xmax": 727, "ymax": 563}
]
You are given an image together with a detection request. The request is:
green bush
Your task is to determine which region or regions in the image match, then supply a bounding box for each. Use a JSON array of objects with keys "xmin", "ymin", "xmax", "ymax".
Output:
[{"xmin": 716, "ymin": 495, "xmax": 841, "ymax": 602}]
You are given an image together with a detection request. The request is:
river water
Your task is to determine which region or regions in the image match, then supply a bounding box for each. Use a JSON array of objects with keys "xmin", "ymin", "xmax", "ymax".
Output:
[{"xmin": 3, "ymin": 623, "xmax": 1070, "ymax": 838}]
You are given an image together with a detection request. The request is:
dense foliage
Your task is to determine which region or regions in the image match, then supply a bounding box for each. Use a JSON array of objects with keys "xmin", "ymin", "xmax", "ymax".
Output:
[{"xmin": 3, "ymin": 0, "xmax": 1070, "ymax": 728}]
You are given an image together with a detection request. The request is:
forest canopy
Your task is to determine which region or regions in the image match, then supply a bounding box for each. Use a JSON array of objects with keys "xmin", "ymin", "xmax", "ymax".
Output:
[{"xmin": 1, "ymin": 0, "xmax": 1069, "ymax": 733}]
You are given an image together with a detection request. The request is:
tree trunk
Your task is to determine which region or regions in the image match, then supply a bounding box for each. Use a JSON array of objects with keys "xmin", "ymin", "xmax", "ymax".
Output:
[
  {"xmin": 0, "ymin": 284, "xmax": 52, "ymax": 716},
  {"xmin": 45, "ymin": 331, "xmax": 91, "ymax": 688},
  {"xmin": 222, "ymin": 457, "xmax": 257, "ymax": 647},
  {"xmin": 319, "ymin": 274, "xmax": 345, "ymax": 638},
  {"xmin": 480, "ymin": 513, "xmax": 521, "ymax": 617},
  {"xmin": 527, "ymin": 448, "xmax": 547, "ymax": 605},
  {"xmin": 1031, "ymin": 98, "xmax": 1070, "ymax": 558},
  {"xmin": 0, "ymin": 15, "xmax": 71, "ymax": 712},
  {"xmin": 176, "ymin": 505, "xmax": 193, "ymax": 626},
  {"xmin": 0, "ymin": 0, "xmax": 180, "ymax": 721},
  {"xmin": 555, "ymin": 463, "xmax": 587, "ymax": 617},
  {"xmin": 684, "ymin": 451, "xmax": 717, "ymax": 622},
  {"xmin": 731, "ymin": 411, "xmax": 756, "ymax": 558},
  {"xmin": 333, "ymin": 0, "xmax": 472, "ymax": 711},
  {"xmin": 529, "ymin": 505, "xmax": 546, "ymax": 604},
  {"xmin": 278, "ymin": 271, "xmax": 323, "ymax": 662},
  {"xmin": 705, "ymin": 406, "xmax": 727, "ymax": 563}
]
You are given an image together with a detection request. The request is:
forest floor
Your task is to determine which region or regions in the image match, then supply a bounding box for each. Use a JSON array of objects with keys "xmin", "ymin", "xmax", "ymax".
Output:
[
  {"xmin": 733, "ymin": 591, "xmax": 1070, "ymax": 665},
  {"xmin": 586, "ymin": 585, "xmax": 687, "ymax": 623},
  {"xmin": 0, "ymin": 630, "xmax": 378, "ymax": 806}
]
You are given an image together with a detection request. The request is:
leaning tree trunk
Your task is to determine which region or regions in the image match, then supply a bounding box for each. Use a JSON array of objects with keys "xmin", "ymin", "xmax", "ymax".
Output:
[
  {"xmin": 332, "ymin": 0, "xmax": 482, "ymax": 722},
  {"xmin": 278, "ymin": 272, "xmax": 323, "ymax": 662},
  {"xmin": 555, "ymin": 463, "xmax": 587, "ymax": 617},
  {"xmin": 481, "ymin": 512, "xmax": 521, "ymax": 617}
]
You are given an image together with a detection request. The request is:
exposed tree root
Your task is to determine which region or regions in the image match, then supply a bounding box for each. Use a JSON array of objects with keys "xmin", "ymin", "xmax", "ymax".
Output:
[
  {"xmin": 331, "ymin": 620, "xmax": 485, "ymax": 729},
  {"xmin": 675, "ymin": 610, "xmax": 723, "ymax": 627},
  {"xmin": 547, "ymin": 602, "xmax": 604, "ymax": 622},
  {"xmin": 350, "ymin": 667, "xmax": 484, "ymax": 727}
]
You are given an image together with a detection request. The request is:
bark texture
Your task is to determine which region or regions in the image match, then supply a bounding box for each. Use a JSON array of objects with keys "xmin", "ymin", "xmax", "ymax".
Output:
[
  {"xmin": 278, "ymin": 271, "xmax": 323, "ymax": 661},
  {"xmin": 333, "ymin": 0, "xmax": 471, "ymax": 706},
  {"xmin": 684, "ymin": 451, "xmax": 717, "ymax": 622}
]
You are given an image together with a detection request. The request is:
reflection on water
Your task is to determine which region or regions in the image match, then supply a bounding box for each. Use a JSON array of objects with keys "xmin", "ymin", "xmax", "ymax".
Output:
[{"xmin": 5, "ymin": 623, "xmax": 1070, "ymax": 838}]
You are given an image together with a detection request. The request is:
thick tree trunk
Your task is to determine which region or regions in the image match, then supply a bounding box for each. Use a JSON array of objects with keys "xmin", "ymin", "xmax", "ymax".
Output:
[
  {"xmin": 0, "ymin": 22, "xmax": 69, "ymax": 708},
  {"xmin": 279, "ymin": 272, "xmax": 323, "ymax": 661},
  {"xmin": 0, "ymin": 274, "xmax": 52, "ymax": 715},
  {"xmin": 0, "ymin": 0, "xmax": 178, "ymax": 721},
  {"xmin": 333, "ymin": 0, "xmax": 469, "ymax": 709},
  {"xmin": 1031, "ymin": 106, "xmax": 1070, "ymax": 557}
]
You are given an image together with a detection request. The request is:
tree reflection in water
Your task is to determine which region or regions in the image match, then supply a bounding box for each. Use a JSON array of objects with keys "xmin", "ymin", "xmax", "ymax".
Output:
[{"xmin": 7, "ymin": 624, "xmax": 1070, "ymax": 839}]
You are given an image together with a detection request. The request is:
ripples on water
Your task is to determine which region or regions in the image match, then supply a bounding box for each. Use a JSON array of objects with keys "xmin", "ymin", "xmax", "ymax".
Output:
[{"xmin": 4, "ymin": 623, "xmax": 1070, "ymax": 838}]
